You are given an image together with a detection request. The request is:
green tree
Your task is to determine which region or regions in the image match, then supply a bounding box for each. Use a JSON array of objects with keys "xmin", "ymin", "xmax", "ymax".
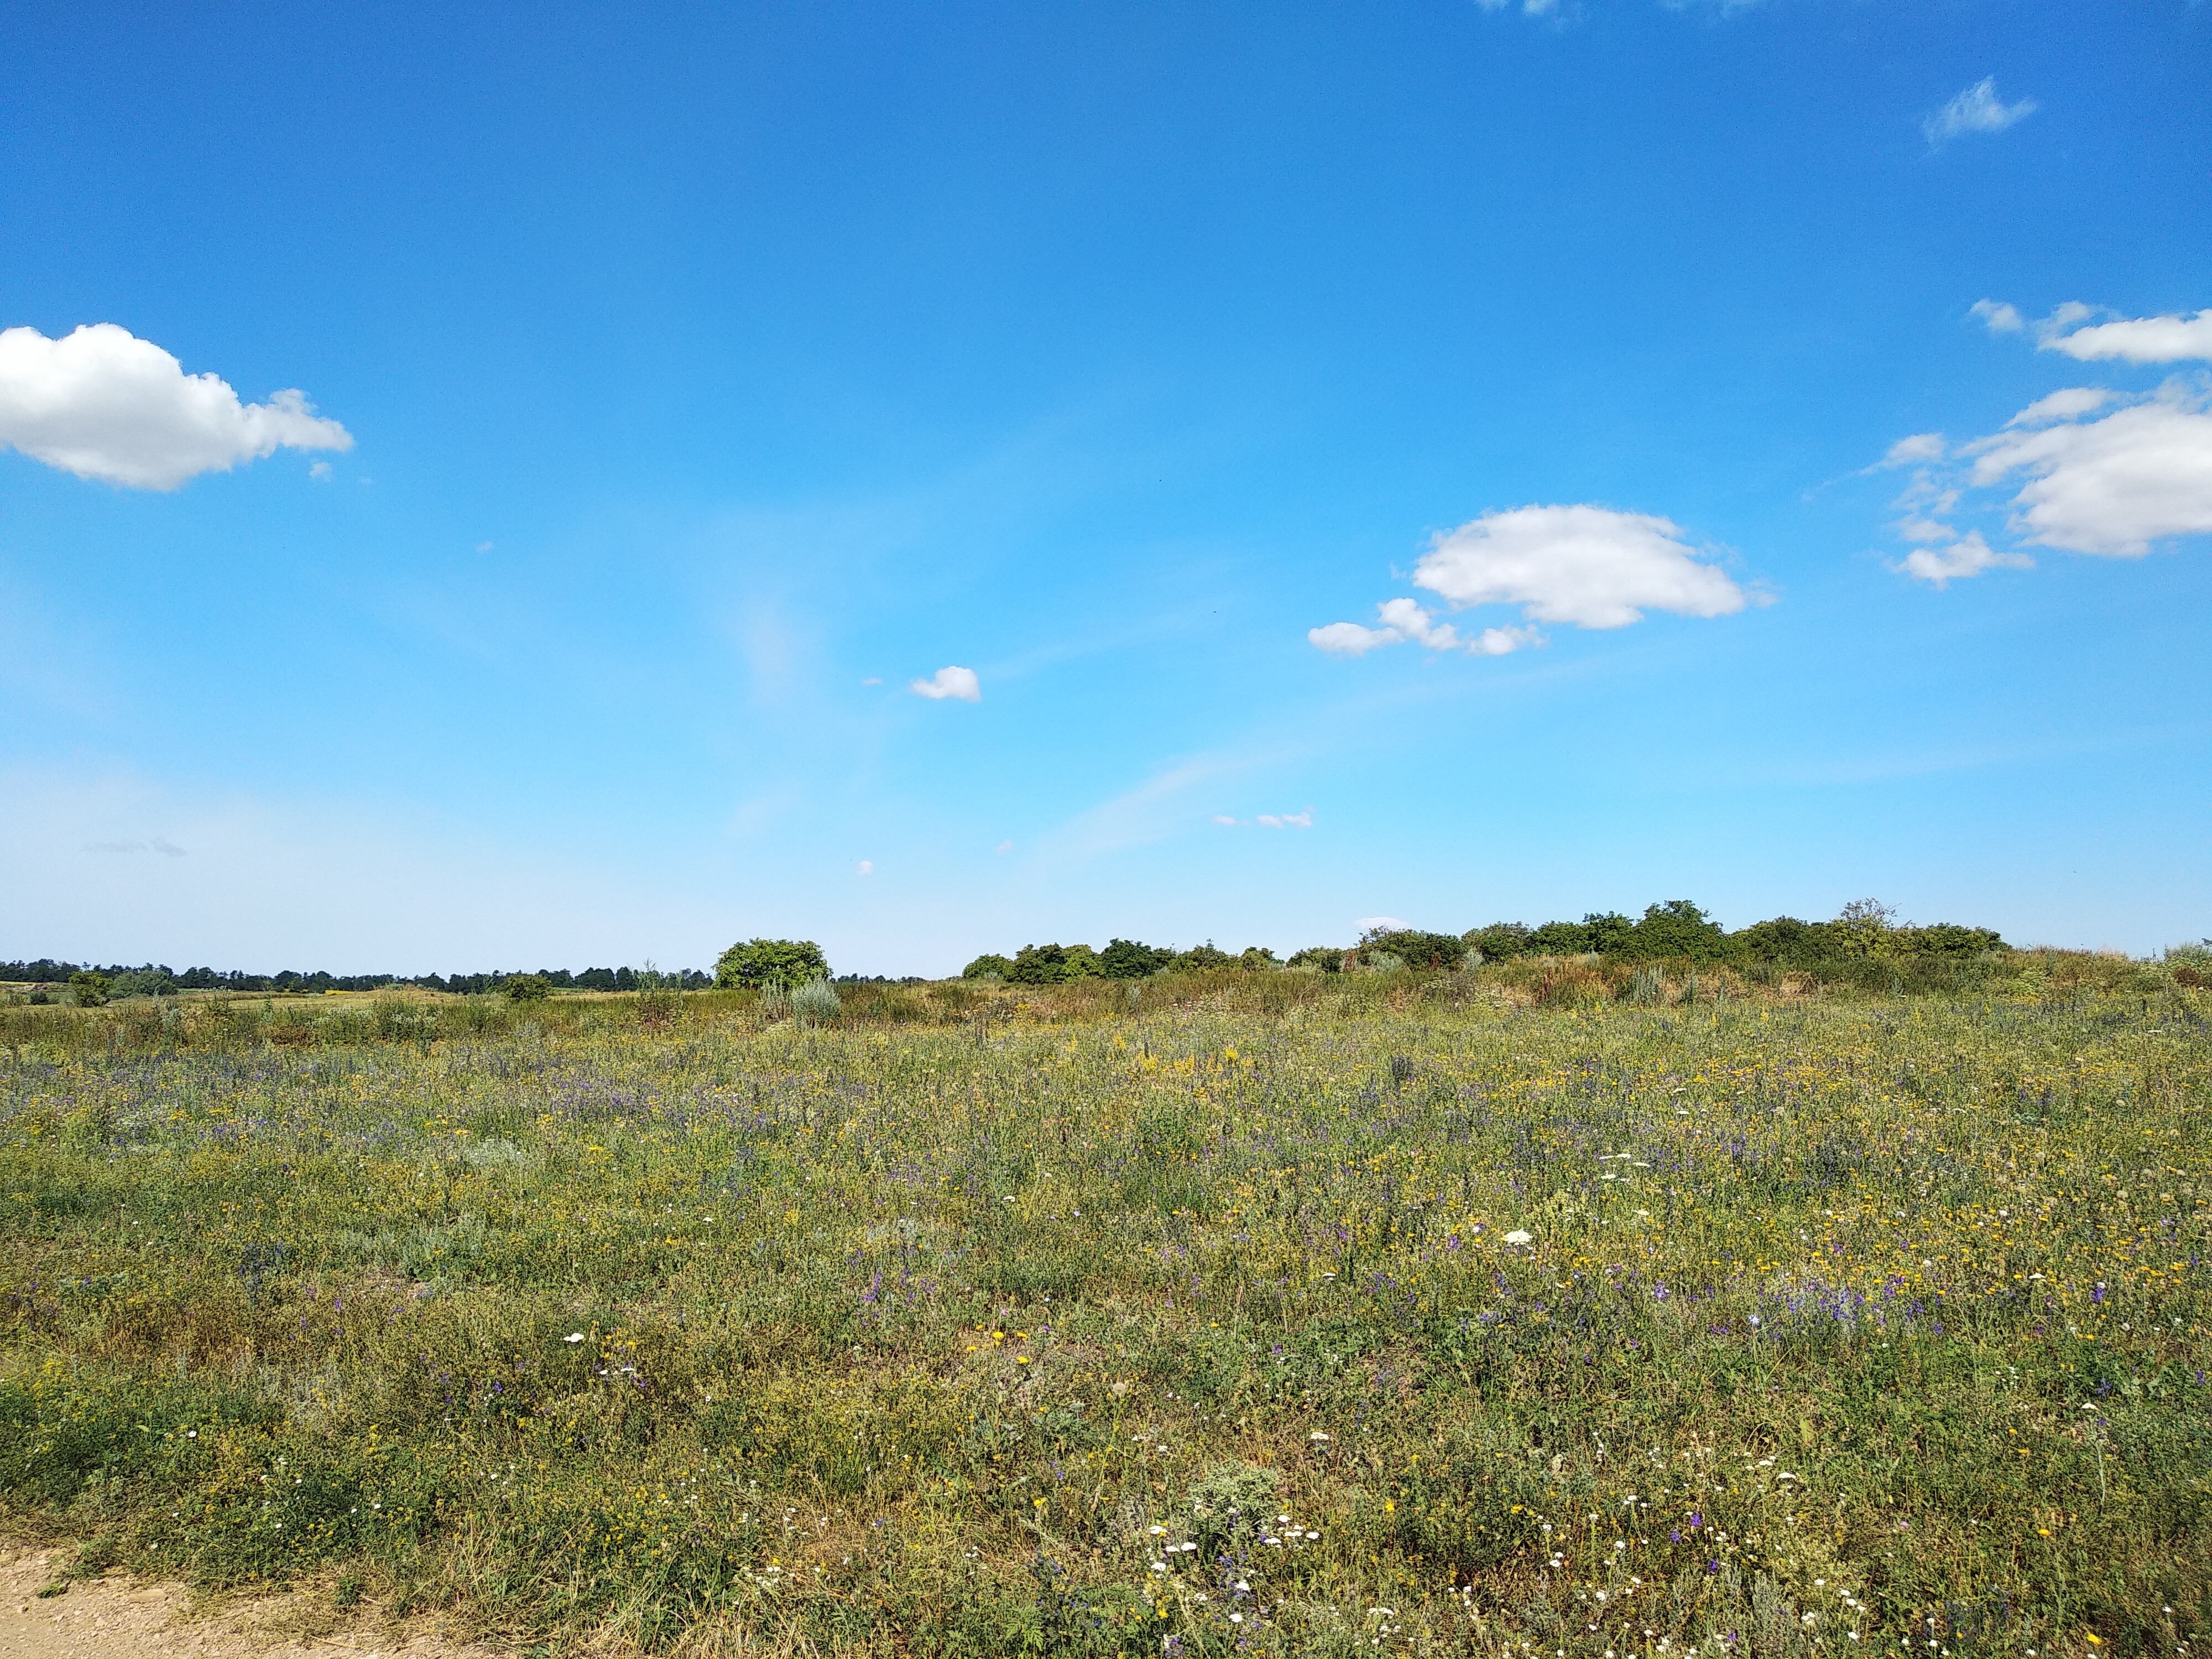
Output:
[
  {"xmin": 1463, "ymin": 922, "xmax": 1531, "ymax": 962},
  {"xmin": 1100, "ymin": 938, "xmax": 1172, "ymax": 979},
  {"xmin": 503, "ymin": 973, "xmax": 552, "ymax": 1001},
  {"xmin": 1525, "ymin": 920, "xmax": 1594, "ymax": 955},
  {"xmin": 1238, "ymin": 945, "xmax": 1281, "ymax": 971},
  {"xmin": 1623, "ymin": 900, "xmax": 1728, "ymax": 962},
  {"xmin": 1168, "ymin": 943, "xmax": 1234, "ymax": 972},
  {"xmin": 714, "ymin": 938, "xmax": 831, "ymax": 990},
  {"xmin": 1284, "ymin": 946, "xmax": 1344, "ymax": 972},
  {"xmin": 962, "ymin": 953, "xmax": 1015, "ymax": 980},
  {"xmin": 67, "ymin": 969, "xmax": 109, "ymax": 1007},
  {"xmin": 1356, "ymin": 930, "xmax": 1467, "ymax": 971}
]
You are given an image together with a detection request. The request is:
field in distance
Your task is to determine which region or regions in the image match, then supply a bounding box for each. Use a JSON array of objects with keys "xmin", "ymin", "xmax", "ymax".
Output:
[{"xmin": 1, "ymin": 960, "xmax": 2205, "ymax": 1657}]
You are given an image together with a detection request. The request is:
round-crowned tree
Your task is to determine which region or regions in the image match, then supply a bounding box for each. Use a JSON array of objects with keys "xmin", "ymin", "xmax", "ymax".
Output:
[{"xmin": 714, "ymin": 938, "xmax": 831, "ymax": 990}]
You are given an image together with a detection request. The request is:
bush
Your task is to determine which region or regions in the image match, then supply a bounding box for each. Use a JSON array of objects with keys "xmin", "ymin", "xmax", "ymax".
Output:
[
  {"xmin": 66, "ymin": 971, "xmax": 109, "ymax": 1008},
  {"xmin": 1463, "ymin": 922, "xmax": 1531, "ymax": 961},
  {"xmin": 1168, "ymin": 943, "xmax": 1234, "ymax": 972},
  {"xmin": 1100, "ymin": 938, "xmax": 1173, "ymax": 979},
  {"xmin": 1238, "ymin": 946, "xmax": 1281, "ymax": 971},
  {"xmin": 791, "ymin": 977, "xmax": 842, "ymax": 1023},
  {"xmin": 502, "ymin": 973, "xmax": 552, "ymax": 1002},
  {"xmin": 715, "ymin": 938, "xmax": 831, "ymax": 990},
  {"xmin": 1356, "ymin": 929, "xmax": 1467, "ymax": 971},
  {"xmin": 1284, "ymin": 946, "xmax": 1343, "ymax": 973},
  {"xmin": 962, "ymin": 953, "xmax": 1014, "ymax": 980},
  {"xmin": 1619, "ymin": 899, "xmax": 1728, "ymax": 962}
]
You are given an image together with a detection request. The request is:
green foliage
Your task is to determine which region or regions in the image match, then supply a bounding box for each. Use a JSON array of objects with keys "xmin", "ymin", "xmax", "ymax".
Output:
[
  {"xmin": 791, "ymin": 976, "xmax": 843, "ymax": 1023},
  {"xmin": 1167, "ymin": 943, "xmax": 1233, "ymax": 971},
  {"xmin": 1237, "ymin": 945, "xmax": 1281, "ymax": 971},
  {"xmin": 502, "ymin": 973, "xmax": 552, "ymax": 1002},
  {"xmin": 1355, "ymin": 928, "xmax": 1466, "ymax": 971},
  {"xmin": 1463, "ymin": 921, "xmax": 1532, "ymax": 961},
  {"xmin": 66, "ymin": 970, "xmax": 109, "ymax": 1007},
  {"xmin": 1524, "ymin": 919, "xmax": 1593, "ymax": 954},
  {"xmin": 1003, "ymin": 943, "xmax": 1105, "ymax": 984},
  {"xmin": 1100, "ymin": 938, "xmax": 1173, "ymax": 979},
  {"xmin": 962, "ymin": 952, "xmax": 1015, "ymax": 980},
  {"xmin": 1619, "ymin": 899, "xmax": 1729, "ymax": 962},
  {"xmin": 714, "ymin": 936, "xmax": 830, "ymax": 990},
  {"xmin": 1284, "ymin": 945, "xmax": 1343, "ymax": 972}
]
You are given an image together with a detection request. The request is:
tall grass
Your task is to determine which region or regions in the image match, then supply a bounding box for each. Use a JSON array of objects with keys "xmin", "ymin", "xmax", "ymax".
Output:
[{"xmin": 0, "ymin": 966, "xmax": 2205, "ymax": 1656}]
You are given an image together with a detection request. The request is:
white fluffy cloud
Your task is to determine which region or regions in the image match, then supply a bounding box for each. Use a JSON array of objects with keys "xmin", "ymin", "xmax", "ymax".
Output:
[
  {"xmin": 910, "ymin": 665, "xmax": 982, "ymax": 702},
  {"xmin": 1882, "ymin": 378, "xmax": 2212, "ymax": 575},
  {"xmin": 1311, "ymin": 504, "xmax": 1745, "ymax": 660},
  {"xmin": 0, "ymin": 323, "xmax": 351, "ymax": 489},
  {"xmin": 1923, "ymin": 77, "xmax": 2037, "ymax": 144},
  {"xmin": 1413, "ymin": 504, "xmax": 1746, "ymax": 627},
  {"xmin": 2040, "ymin": 309, "xmax": 2212, "ymax": 365},
  {"xmin": 1897, "ymin": 533, "xmax": 2033, "ymax": 588},
  {"xmin": 1968, "ymin": 396, "xmax": 2212, "ymax": 555}
]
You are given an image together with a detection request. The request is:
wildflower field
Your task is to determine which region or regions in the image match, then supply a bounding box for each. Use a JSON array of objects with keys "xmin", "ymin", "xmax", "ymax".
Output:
[{"xmin": 1, "ymin": 963, "xmax": 2206, "ymax": 1658}]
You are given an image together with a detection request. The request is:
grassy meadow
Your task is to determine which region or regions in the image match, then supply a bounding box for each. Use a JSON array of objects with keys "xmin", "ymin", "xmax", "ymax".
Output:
[{"xmin": 1, "ymin": 959, "xmax": 2207, "ymax": 1657}]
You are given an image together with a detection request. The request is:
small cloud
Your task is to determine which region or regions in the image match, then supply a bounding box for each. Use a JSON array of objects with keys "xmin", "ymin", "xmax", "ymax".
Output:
[
  {"xmin": 910, "ymin": 665, "xmax": 981, "ymax": 702},
  {"xmin": 1308, "ymin": 619, "xmax": 1400, "ymax": 657},
  {"xmin": 1879, "ymin": 433, "xmax": 1945, "ymax": 468},
  {"xmin": 475, "ymin": 540, "xmax": 494, "ymax": 554},
  {"xmin": 2039, "ymin": 307, "xmax": 2212, "ymax": 364},
  {"xmin": 1256, "ymin": 809, "xmax": 1314, "ymax": 829},
  {"xmin": 309, "ymin": 460, "xmax": 333, "ymax": 481},
  {"xmin": 0, "ymin": 322, "xmax": 352, "ymax": 489},
  {"xmin": 1897, "ymin": 531, "xmax": 2034, "ymax": 587},
  {"xmin": 1213, "ymin": 814, "xmax": 1241, "ymax": 826},
  {"xmin": 1923, "ymin": 76, "xmax": 2037, "ymax": 146},
  {"xmin": 993, "ymin": 838, "xmax": 1013, "ymax": 854},
  {"xmin": 1970, "ymin": 299, "xmax": 2025, "ymax": 334},
  {"xmin": 1356, "ymin": 915, "xmax": 1408, "ymax": 935},
  {"xmin": 854, "ymin": 859, "xmax": 874, "ymax": 877},
  {"xmin": 2007, "ymin": 388, "xmax": 2114, "ymax": 427},
  {"xmin": 860, "ymin": 676, "xmax": 883, "ymax": 686},
  {"xmin": 151, "ymin": 836, "xmax": 186, "ymax": 858},
  {"xmin": 1469, "ymin": 625, "xmax": 1545, "ymax": 656}
]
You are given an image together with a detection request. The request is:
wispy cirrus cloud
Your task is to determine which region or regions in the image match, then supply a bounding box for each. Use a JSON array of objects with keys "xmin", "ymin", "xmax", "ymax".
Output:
[
  {"xmin": 1923, "ymin": 77, "xmax": 2037, "ymax": 147},
  {"xmin": 0, "ymin": 324, "xmax": 351, "ymax": 489}
]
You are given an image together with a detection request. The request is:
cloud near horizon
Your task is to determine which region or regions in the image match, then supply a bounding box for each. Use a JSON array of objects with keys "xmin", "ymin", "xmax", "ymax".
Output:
[
  {"xmin": 0, "ymin": 324, "xmax": 352, "ymax": 489},
  {"xmin": 910, "ymin": 665, "xmax": 982, "ymax": 702}
]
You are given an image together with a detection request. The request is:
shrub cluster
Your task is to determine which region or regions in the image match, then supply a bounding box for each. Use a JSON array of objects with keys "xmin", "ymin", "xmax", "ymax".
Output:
[
  {"xmin": 1465, "ymin": 898, "xmax": 2007, "ymax": 967},
  {"xmin": 957, "ymin": 902, "xmax": 2010, "ymax": 983}
]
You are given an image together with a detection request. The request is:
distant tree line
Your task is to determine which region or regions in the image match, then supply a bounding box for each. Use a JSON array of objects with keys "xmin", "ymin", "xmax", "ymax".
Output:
[
  {"xmin": 958, "ymin": 900, "xmax": 2007, "ymax": 983},
  {"xmin": 0, "ymin": 960, "xmax": 713, "ymax": 998}
]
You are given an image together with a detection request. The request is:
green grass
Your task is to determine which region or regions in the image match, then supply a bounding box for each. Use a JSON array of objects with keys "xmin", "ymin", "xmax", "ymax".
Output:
[{"xmin": 1, "ymin": 964, "xmax": 2206, "ymax": 1657}]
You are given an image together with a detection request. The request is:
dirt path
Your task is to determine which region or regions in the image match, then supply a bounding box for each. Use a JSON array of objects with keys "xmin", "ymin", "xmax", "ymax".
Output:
[{"xmin": 0, "ymin": 1551, "xmax": 502, "ymax": 1659}]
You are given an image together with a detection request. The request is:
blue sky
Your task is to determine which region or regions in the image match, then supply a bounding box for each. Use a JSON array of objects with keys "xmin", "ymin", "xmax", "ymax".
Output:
[{"xmin": 3, "ymin": 2, "xmax": 2209, "ymax": 974}]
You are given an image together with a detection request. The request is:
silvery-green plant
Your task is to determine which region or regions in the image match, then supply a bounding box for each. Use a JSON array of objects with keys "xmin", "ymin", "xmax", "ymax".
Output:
[
  {"xmin": 758, "ymin": 981, "xmax": 792, "ymax": 1020},
  {"xmin": 791, "ymin": 976, "xmax": 842, "ymax": 1024}
]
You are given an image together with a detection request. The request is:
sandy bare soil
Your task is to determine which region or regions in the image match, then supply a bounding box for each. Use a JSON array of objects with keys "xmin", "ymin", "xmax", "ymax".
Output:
[{"xmin": 0, "ymin": 1550, "xmax": 504, "ymax": 1659}]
